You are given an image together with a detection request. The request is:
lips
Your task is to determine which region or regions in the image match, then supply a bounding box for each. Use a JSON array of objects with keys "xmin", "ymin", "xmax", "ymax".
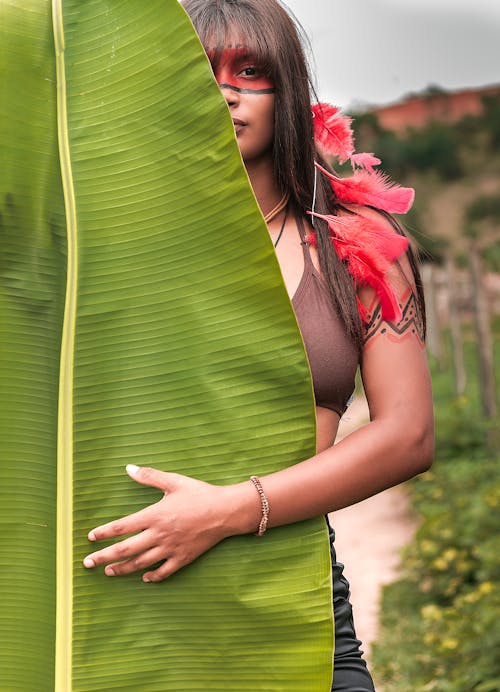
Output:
[{"xmin": 232, "ymin": 118, "xmax": 246, "ymax": 133}]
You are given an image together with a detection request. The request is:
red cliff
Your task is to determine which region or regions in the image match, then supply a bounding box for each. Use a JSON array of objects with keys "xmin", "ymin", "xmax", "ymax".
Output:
[{"xmin": 369, "ymin": 84, "xmax": 500, "ymax": 133}]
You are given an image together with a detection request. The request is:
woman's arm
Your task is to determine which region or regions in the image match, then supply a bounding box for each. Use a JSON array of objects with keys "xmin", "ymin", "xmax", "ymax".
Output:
[
  {"xmin": 244, "ymin": 254, "xmax": 434, "ymax": 528},
  {"xmin": 84, "ymin": 248, "xmax": 434, "ymax": 582}
]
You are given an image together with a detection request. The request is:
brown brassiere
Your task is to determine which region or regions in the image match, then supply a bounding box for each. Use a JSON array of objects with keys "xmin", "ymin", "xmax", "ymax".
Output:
[{"xmin": 291, "ymin": 217, "xmax": 358, "ymax": 416}]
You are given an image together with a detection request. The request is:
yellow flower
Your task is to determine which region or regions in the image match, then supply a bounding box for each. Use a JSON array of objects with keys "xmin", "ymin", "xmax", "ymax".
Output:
[
  {"xmin": 421, "ymin": 604, "xmax": 442, "ymax": 621},
  {"xmin": 463, "ymin": 590, "xmax": 481, "ymax": 604},
  {"xmin": 485, "ymin": 493, "xmax": 499, "ymax": 508},
  {"xmin": 420, "ymin": 539, "xmax": 437, "ymax": 555},
  {"xmin": 443, "ymin": 548, "xmax": 458, "ymax": 562},
  {"xmin": 441, "ymin": 638, "xmax": 459, "ymax": 651},
  {"xmin": 432, "ymin": 557, "xmax": 448, "ymax": 571},
  {"xmin": 479, "ymin": 581, "xmax": 494, "ymax": 595}
]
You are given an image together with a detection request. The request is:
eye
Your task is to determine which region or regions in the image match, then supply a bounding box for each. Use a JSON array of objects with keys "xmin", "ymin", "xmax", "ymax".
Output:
[{"xmin": 238, "ymin": 64, "xmax": 262, "ymax": 79}]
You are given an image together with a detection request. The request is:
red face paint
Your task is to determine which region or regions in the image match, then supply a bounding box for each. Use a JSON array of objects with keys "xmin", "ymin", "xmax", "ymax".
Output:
[{"xmin": 209, "ymin": 47, "xmax": 275, "ymax": 95}]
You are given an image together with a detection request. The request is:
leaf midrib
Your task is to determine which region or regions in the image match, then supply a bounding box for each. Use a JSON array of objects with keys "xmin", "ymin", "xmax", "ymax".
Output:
[{"xmin": 52, "ymin": 0, "xmax": 78, "ymax": 689}]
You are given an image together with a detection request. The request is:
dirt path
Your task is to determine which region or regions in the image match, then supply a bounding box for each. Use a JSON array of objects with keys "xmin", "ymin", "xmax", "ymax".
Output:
[{"xmin": 329, "ymin": 396, "xmax": 419, "ymax": 663}]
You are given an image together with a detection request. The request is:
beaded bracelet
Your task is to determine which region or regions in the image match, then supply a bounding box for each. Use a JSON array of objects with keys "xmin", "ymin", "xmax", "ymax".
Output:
[{"xmin": 250, "ymin": 475, "xmax": 270, "ymax": 536}]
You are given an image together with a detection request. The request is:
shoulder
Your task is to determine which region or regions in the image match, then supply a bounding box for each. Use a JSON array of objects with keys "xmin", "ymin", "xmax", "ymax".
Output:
[
  {"xmin": 345, "ymin": 204, "xmax": 415, "ymax": 287},
  {"xmin": 337, "ymin": 204, "xmax": 424, "ymax": 346},
  {"xmin": 336, "ymin": 203, "xmax": 416, "ymax": 305}
]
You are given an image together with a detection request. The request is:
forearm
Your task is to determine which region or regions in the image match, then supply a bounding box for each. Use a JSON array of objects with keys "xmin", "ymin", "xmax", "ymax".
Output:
[{"xmin": 225, "ymin": 417, "xmax": 434, "ymax": 536}]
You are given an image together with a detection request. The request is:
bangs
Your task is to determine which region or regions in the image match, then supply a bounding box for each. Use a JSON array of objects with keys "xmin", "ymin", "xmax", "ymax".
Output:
[
  {"xmin": 183, "ymin": 0, "xmax": 316, "ymax": 225},
  {"xmin": 192, "ymin": 5, "xmax": 277, "ymax": 79}
]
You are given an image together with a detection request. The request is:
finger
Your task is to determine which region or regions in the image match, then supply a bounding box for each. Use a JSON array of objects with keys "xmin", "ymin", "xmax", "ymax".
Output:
[
  {"xmin": 143, "ymin": 557, "xmax": 182, "ymax": 583},
  {"xmin": 104, "ymin": 546, "xmax": 166, "ymax": 577},
  {"xmin": 87, "ymin": 504, "xmax": 155, "ymax": 542},
  {"xmin": 83, "ymin": 529, "xmax": 154, "ymax": 569},
  {"xmin": 126, "ymin": 464, "xmax": 178, "ymax": 492}
]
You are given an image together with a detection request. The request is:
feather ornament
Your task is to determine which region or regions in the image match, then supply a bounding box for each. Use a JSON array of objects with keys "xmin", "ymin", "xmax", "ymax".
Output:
[
  {"xmin": 350, "ymin": 152, "xmax": 381, "ymax": 173},
  {"xmin": 309, "ymin": 102, "xmax": 414, "ymax": 321},
  {"xmin": 311, "ymin": 103, "xmax": 354, "ymax": 164},
  {"xmin": 307, "ymin": 210, "xmax": 409, "ymax": 323},
  {"xmin": 311, "ymin": 103, "xmax": 415, "ymax": 213},
  {"xmin": 315, "ymin": 162, "xmax": 415, "ymax": 215}
]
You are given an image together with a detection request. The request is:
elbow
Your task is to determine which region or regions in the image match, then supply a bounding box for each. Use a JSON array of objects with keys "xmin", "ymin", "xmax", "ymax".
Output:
[
  {"xmin": 416, "ymin": 434, "xmax": 434, "ymax": 474},
  {"xmin": 406, "ymin": 418, "xmax": 435, "ymax": 476}
]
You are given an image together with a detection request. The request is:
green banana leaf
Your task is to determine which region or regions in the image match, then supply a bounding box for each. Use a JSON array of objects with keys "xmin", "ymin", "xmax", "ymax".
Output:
[{"xmin": 0, "ymin": 0, "xmax": 334, "ymax": 689}]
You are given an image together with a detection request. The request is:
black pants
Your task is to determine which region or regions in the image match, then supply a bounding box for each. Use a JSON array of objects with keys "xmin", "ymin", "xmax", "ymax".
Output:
[{"xmin": 328, "ymin": 518, "xmax": 375, "ymax": 691}]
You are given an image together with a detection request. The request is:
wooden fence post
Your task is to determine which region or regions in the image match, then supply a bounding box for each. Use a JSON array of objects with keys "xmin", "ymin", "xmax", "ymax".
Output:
[
  {"xmin": 469, "ymin": 243, "xmax": 497, "ymax": 418},
  {"xmin": 445, "ymin": 254, "xmax": 466, "ymax": 396},
  {"xmin": 422, "ymin": 263, "xmax": 445, "ymax": 369}
]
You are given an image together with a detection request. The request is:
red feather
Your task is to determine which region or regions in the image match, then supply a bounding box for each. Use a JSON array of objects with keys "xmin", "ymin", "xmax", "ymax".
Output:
[
  {"xmin": 309, "ymin": 102, "xmax": 415, "ymax": 321},
  {"xmin": 311, "ymin": 103, "xmax": 354, "ymax": 164},
  {"xmin": 307, "ymin": 210, "xmax": 409, "ymax": 322},
  {"xmin": 316, "ymin": 163, "xmax": 414, "ymax": 215},
  {"xmin": 350, "ymin": 152, "xmax": 381, "ymax": 173}
]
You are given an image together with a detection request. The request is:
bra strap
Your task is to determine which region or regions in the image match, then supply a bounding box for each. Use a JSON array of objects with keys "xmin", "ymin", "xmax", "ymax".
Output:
[{"xmin": 296, "ymin": 214, "xmax": 314, "ymax": 268}]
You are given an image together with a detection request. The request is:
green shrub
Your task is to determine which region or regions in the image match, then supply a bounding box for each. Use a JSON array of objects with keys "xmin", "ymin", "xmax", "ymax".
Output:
[
  {"xmin": 481, "ymin": 94, "xmax": 500, "ymax": 150},
  {"xmin": 372, "ymin": 357, "xmax": 500, "ymax": 691},
  {"xmin": 373, "ymin": 447, "xmax": 500, "ymax": 690}
]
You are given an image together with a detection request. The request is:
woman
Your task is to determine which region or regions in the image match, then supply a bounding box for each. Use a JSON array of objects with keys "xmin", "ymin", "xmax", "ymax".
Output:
[{"xmin": 83, "ymin": 0, "xmax": 434, "ymax": 688}]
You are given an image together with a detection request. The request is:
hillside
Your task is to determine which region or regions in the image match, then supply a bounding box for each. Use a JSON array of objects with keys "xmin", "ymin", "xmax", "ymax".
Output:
[
  {"xmin": 350, "ymin": 84, "xmax": 500, "ymax": 268},
  {"xmin": 366, "ymin": 84, "xmax": 500, "ymax": 134}
]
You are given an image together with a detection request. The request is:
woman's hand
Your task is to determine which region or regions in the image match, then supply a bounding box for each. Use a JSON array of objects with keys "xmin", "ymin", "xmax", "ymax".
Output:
[{"xmin": 83, "ymin": 464, "xmax": 249, "ymax": 583}]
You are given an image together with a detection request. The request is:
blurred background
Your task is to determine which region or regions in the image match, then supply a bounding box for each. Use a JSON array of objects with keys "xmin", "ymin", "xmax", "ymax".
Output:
[
  {"xmin": 284, "ymin": 1, "xmax": 499, "ymax": 690},
  {"xmin": 285, "ymin": 0, "xmax": 500, "ymax": 110}
]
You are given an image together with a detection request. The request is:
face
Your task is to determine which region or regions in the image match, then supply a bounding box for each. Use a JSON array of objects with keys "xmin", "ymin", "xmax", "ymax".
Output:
[{"xmin": 209, "ymin": 46, "xmax": 275, "ymax": 164}]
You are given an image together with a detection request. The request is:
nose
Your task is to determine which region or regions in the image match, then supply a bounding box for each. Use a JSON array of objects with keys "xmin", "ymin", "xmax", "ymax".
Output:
[{"xmin": 219, "ymin": 83, "xmax": 239, "ymax": 107}]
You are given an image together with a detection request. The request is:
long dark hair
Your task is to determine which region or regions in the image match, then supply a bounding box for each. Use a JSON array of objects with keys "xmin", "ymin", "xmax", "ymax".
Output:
[{"xmin": 182, "ymin": 0, "xmax": 425, "ymax": 352}]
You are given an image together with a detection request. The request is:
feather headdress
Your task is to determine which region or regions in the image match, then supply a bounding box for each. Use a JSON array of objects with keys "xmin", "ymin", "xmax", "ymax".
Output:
[
  {"xmin": 307, "ymin": 211, "xmax": 409, "ymax": 322},
  {"xmin": 310, "ymin": 102, "xmax": 415, "ymax": 321},
  {"xmin": 311, "ymin": 103, "xmax": 354, "ymax": 164},
  {"xmin": 311, "ymin": 102, "xmax": 414, "ymax": 213},
  {"xmin": 315, "ymin": 163, "xmax": 415, "ymax": 215}
]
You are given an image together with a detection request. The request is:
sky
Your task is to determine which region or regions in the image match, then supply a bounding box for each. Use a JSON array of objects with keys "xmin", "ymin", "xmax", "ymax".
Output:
[{"xmin": 283, "ymin": 0, "xmax": 500, "ymax": 110}]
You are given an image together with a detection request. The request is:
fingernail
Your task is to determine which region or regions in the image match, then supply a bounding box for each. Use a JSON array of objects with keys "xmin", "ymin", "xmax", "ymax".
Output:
[
  {"xmin": 126, "ymin": 464, "xmax": 140, "ymax": 476},
  {"xmin": 143, "ymin": 576, "xmax": 152, "ymax": 583},
  {"xmin": 88, "ymin": 531, "xmax": 96, "ymax": 541},
  {"xmin": 83, "ymin": 557, "xmax": 95, "ymax": 568},
  {"xmin": 105, "ymin": 567, "xmax": 115, "ymax": 577}
]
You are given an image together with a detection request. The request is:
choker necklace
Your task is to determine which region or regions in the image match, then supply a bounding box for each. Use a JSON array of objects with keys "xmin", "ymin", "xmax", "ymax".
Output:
[
  {"xmin": 264, "ymin": 193, "xmax": 289, "ymax": 223},
  {"xmin": 272, "ymin": 205, "xmax": 288, "ymax": 248}
]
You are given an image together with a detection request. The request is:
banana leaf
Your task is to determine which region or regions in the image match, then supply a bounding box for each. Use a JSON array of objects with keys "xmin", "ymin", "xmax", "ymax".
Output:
[{"xmin": 0, "ymin": 0, "xmax": 334, "ymax": 689}]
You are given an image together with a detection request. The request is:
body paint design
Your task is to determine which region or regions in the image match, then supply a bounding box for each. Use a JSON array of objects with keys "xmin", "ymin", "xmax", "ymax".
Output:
[
  {"xmin": 209, "ymin": 47, "xmax": 276, "ymax": 95},
  {"xmin": 218, "ymin": 83, "xmax": 275, "ymax": 95},
  {"xmin": 363, "ymin": 287, "xmax": 425, "ymax": 348}
]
